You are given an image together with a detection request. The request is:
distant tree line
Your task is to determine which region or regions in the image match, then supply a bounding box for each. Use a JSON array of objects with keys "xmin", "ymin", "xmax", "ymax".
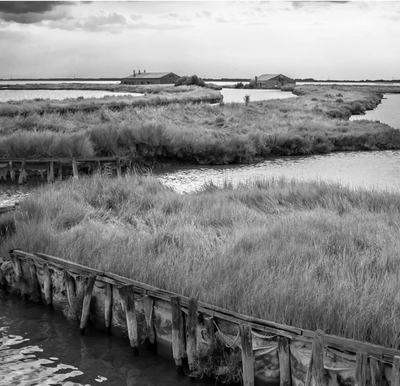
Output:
[{"xmin": 175, "ymin": 75, "xmax": 205, "ymax": 87}]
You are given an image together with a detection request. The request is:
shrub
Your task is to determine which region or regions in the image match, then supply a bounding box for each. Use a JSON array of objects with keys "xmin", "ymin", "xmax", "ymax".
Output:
[
  {"xmin": 175, "ymin": 75, "xmax": 205, "ymax": 87},
  {"xmin": 244, "ymin": 95, "xmax": 250, "ymax": 106}
]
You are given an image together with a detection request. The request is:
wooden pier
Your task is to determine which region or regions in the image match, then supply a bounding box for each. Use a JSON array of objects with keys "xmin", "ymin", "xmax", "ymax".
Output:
[
  {"xmin": 1, "ymin": 249, "xmax": 400, "ymax": 385},
  {"xmin": 0, "ymin": 157, "xmax": 128, "ymax": 184}
]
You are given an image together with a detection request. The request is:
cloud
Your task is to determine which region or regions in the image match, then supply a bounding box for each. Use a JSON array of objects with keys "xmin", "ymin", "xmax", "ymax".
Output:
[
  {"xmin": 74, "ymin": 12, "xmax": 126, "ymax": 32},
  {"xmin": 0, "ymin": 1, "xmax": 70, "ymax": 23}
]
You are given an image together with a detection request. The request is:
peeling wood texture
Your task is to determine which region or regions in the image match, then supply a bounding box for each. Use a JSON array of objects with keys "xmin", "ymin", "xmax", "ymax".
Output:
[
  {"xmin": 355, "ymin": 351, "xmax": 368, "ymax": 386},
  {"xmin": 392, "ymin": 356, "xmax": 400, "ymax": 386},
  {"xmin": 187, "ymin": 298, "xmax": 198, "ymax": 372},
  {"xmin": 171, "ymin": 296, "xmax": 185, "ymax": 374},
  {"xmin": 104, "ymin": 282, "xmax": 113, "ymax": 335},
  {"xmin": 43, "ymin": 263, "xmax": 52, "ymax": 306},
  {"xmin": 305, "ymin": 329, "xmax": 325, "ymax": 386},
  {"xmin": 278, "ymin": 336, "xmax": 291, "ymax": 386},
  {"xmin": 143, "ymin": 294, "xmax": 156, "ymax": 351}
]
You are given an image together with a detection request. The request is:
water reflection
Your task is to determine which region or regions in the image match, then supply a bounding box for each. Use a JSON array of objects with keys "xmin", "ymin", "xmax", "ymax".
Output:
[
  {"xmin": 0, "ymin": 291, "xmax": 214, "ymax": 386},
  {"xmin": 154, "ymin": 150, "xmax": 400, "ymax": 194}
]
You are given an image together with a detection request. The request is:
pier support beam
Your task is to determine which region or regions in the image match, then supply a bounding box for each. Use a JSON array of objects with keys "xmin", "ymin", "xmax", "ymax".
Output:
[
  {"xmin": 278, "ymin": 336, "xmax": 292, "ymax": 386},
  {"xmin": 18, "ymin": 159, "xmax": 26, "ymax": 184},
  {"xmin": 240, "ymin": 324, "xmax": 255, "ymax": 386},
  {"xmin": 392, "ymin": 356, "xmax": 400, "ymax": 386},
  {"xmin": 47, "ymin": 161, "xmax": 55, "ymax": 183},
  {"xmin": 143, "ymin": 294, "xmax": 157, "ymax": 352},
  {"xmin": 355, "ymin": 351, "xmax": 368, "ymax": 386},
  {"xmin": 187, "ymin": 298, "xmax": 198, "ymax": 372},
  {"xmin": 80, "ymin": 274, "xmax": 97, "ymax": 334},
  {"xmin": 43, "ymin": 263, "xmax": 52, "ymax": 307},
  {"xmin": 305, "ymin": 329, "xmax": 325, "ymax": 386},
  {"xmin": 72, "ymin": 158, "xmax": 79, "ymax": 179},
  {"xmin": 171, "ymin": 296, "xmax": 185, "ymax": 374},
  {"xmin": 104, "ymin": 283, "xmax": 113, "ymax": 335},
  {"xmin": 119, "ymin": 285, "xmax": 139, "ymax": 356}
]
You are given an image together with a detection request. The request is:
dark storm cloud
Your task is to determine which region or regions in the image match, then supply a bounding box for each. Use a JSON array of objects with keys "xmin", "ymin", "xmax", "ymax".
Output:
[
  {"xmin": 0, "ymin": 1, "xmax": 70, "ymax": 24},
  {"xmin": 0, "ymin": 2, "xmax": 63, "ymax": 14}
]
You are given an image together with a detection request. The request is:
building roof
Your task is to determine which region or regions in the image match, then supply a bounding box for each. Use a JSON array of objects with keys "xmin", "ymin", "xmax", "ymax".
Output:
[
  {"xmin": 256, "ymin": 74, "xmax": 283, "ymax": 81},
  {"xmin": 123, "ymin": 72, "xmax": 178, "ymax": 79}
]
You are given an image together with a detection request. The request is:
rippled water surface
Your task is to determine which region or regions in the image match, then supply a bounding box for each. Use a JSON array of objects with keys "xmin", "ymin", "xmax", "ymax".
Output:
[{"xmin": 0, "ymin": 291, "xmax": 214, "ymax": 386}]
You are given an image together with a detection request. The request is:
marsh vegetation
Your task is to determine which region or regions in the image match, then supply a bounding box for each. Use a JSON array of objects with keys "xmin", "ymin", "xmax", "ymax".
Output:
[{"xmin": 2, "ymin": 174, "xmax": 400, "ymax": 348}]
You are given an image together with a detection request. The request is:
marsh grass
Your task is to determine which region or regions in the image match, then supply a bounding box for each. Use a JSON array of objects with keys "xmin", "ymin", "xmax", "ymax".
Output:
[
  {"xmin": 0, "ymin": 85, "xmax": 399, "ymax": 163},
  {"xmin": 3, "ymin": 174, "xmax": 400, "ymax": 347}
]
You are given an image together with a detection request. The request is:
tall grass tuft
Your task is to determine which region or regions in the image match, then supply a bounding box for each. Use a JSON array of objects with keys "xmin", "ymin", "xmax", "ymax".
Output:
[{"xmin": 3, "ymin": 175, "xmax": 400, "ymax": 347}]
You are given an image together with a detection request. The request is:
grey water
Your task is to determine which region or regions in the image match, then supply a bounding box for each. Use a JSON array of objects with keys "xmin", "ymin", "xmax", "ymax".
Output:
[{"xmin": 0, "ymin": 291, "xmax": 213, "ymax": 386}]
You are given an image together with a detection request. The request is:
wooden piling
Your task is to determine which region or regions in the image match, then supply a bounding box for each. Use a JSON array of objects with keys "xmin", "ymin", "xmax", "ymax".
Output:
[
  {"xmin": 10, "ymin": 255, "xmax": 23, "ymax": 280},
  {"xmin": 0, "ymin": 265, "xmax": 7, "ymax": 288},
  {"xmin": 305, "ymin": 329, "xmax": 325, "ymax": 386},
  {"xmin": 95, "ymin": 160, "xmax": 101, "ymax": 174},
  {"xmin": 143, "ymin": 294, "xmax": 157, "ymax": 352},
  {"xmin": 18, "ymin": 159, "xmax": 26, "ymax": 184},
  {"xmin": 278, "ymin": 336, "xmax": 292, "ymax": 386},
  {"xmin": 72, "ymin": 158, "xmax": 79, "ymax": 179},
  {"xmin": 204, "ymin": 316, "xmax": 215, "ymax": 347},
  {"xmin": 119, "ymin": 284, "xmax": 139, "ymax": 356},
  {"xmin": 116, "ymin": 156, "xmax": 121, "ymax": 177},
  {"xmin": 9, "ymin": 161, "xmax": 15, "ymax": 182},
  {"xmin": 187, "ymin": 298, "xmax": 198, "ymax": 372},
  {"xmin": 355, "ymin": 351, "xmax": 368, "ymax": 386},
  {"xmin": 240, "ymin": 324, "xmax": 255, "ymax": 386},
  {"xmin": 79, "ymin": 274, "xmax": 97, "ymax": 334},
  {"xmin": 26, "ymin": 258, "xmax": 41, "ymax": 300},
  {"xmin": 57, "ymin": 159, "xmax": 63, "ymax": 182},
  {"xmin": 370, "ymin": 355, "xmax": 384, "ymax": 385},
  {"xmin": 43, "ymin": 263, "xmax": 52, "ymax": 306},
  {"xmin": 47, "ymin": 161, "xmax": 55, "ymax": 183},
  {"xmin": 171, "ymin": 296, "xmax": 185, "ymax": 374},
  {"xmin": 104, "ymin": 283, "xmax": 113, "ymax": 335},
  {"xmin": 63, "ymin": 270, "xmax": 76, "ymax": 307},
  {"xmin": 392, "ymin": 356, "xmax": 400, "ymax": 386}
]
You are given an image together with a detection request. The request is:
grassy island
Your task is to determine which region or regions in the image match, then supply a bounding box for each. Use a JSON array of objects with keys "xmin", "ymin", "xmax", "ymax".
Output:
[
  {"xmin": 0, "ymin": 84, "xmax": 399, "ymax": 164},
  {"xmin": 2, "ymin": 174, "xmax": 400, "ymax": 348}
]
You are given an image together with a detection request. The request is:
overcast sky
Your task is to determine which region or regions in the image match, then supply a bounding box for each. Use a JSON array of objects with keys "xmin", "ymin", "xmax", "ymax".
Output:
[{"xmin": 0, "ymin": 1, "xmax": 399, "ymax": 80}]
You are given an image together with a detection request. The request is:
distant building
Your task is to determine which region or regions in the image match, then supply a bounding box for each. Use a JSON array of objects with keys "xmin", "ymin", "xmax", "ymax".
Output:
[
  {"xmin": 121, "ymin": 71, "xmax": 181, "ymax": 85},
  {"xmin": 253, "ymin": 74, "xmax": 296, "ymax": 89}
]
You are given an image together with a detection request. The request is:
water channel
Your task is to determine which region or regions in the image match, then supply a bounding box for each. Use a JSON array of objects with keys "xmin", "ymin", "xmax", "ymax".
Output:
[{"xmin": 1, "ymin": 83, "xmax": 400, "ymax": 385}]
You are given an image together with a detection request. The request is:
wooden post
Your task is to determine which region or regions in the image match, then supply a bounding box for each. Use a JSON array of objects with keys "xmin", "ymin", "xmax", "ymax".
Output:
[
  {"xmin": 204, "ymin": 316, "xmax": 215, "ymax": 347},
  {"xmin": 116, "ymin": 157, "xmax": 121, "ymax": 177},
  {"xmin": 355, "ymin": 351, "xmax": 368, "ymax": 386},
  {"xmin": 187, "ymin": 298, "xmax": 198, "ymax": 372},
  {"xmin": 9, "ymin": 161, "xmax": 15, "ymax": 182},
  {"xmin": 104, "ymin": 283, "xmax": 113, "ymax": 335},
  {"xmin": 240, "ymin": 324, "xmax": 255, "ymax": 386},
  {"xmin": 10, "ymin": 255, "xmax": 23, "ymax": 280},
  {"xmin": 72, "ymin": 158, "xmax": 79, "ymax": 179},
  {"xmin": 43, "ymin": 263, "xmax": 52, "ymax": 306},
  {"xmin": 95, "ymin": 160, "xmax": 101, "ymax": 174},
  {"xmin": 171, "ymin": 296, "xmax": 185, "ymax": 374},
  {"xmin": 79, "ymin": 274, "xmax": 97, "ymax": 334},
  {"xmin": 119, "ymin": 285, "xmax": 139, "ymax": 356},
  {"xmin": 392, "ymin": 356, "xmax": 400, "ymax": 386},
  {"xmin": 143, "ymin": 294, "xmax": 157, "ymax": 352},
  {"xmin": 0, "ymin": 265, "xmax": 7, "ymax": 288},
  {"xmin": 278, "ymin": 336, "xmax": 292, "ymax": 386},
  {"xmin": 370, "ymin": 356, "xmax": 384, "ymax": 385},
  {"xmin": 305, "ymin": 329, "xmax": 325, "ymax": 386},
  {"xmin": 57, "ymin": 159, "xmax": 63, "ymax": 182},
  {"xmin": 47, "ymin": 161, "xmax": 55, "ymax": 183},
  {"xmin": 18, "ymin": 159, "xmax": 26, "ymax": 184},
  {"xmin": 26, "ymin": 259, "xmax": 41, "ymax": 301},
  {"xmin": 63, "ymin": 270, "xmax": 75, "ymax": 307}
]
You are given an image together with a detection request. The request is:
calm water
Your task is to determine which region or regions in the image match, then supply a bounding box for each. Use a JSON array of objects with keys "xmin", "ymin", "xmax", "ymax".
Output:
[
  {"xmin": 350, "ymin": 93, "xmax": 400, "ymax": 129},
  {"xmin": 0, "ymin": 90, "xmax": 142, "ymax": 103},
  {"xmin": 0, "ymin": 291, "xmax": 214, "ymax": 386}
]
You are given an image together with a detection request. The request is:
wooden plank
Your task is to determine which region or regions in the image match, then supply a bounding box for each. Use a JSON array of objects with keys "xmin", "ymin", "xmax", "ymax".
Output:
[
  {"xmin": 306, "ymin": 329, "xmax": 325, "ymax": 386},
  {"xmin": 43, "ymin": 263, "xmax": 52, "ymax": 306},
  {"xmin": 392, "ymin": 356, "xmax": 400, "ymax": 386},
  {"xmin": 26, "ymin": 258, "xmax": 41, "ymax": 300},
  {"xmin": 72, "ymin": 158, "xmax": 79, "ymax": 179},
  {"xmin": 171, "ymin": 296, "xmax": 185, "ymax": 374},
  {"xmin": 116, "ymin": 156, "xmax": 121, "ymax": 177},
  {"xmin": 119, "ymin": 285, "xmax": 139, "ymax": 356},
  {"xmin": 143, "ymin": 294, "xmax": 157, "ymax": 352},
  {"xmin": 187, "ymin": 298, "xmax": 198, "ymax": 372},
  {"xmin": 355, "ymin": 351, "xmax": 368, "ymax": 386},
  {"xmin": 18, "ymin": 158, "xmax": 26, "ymax": 184},
  {"xmin": 278, "ymin": 336, "xmax": 292, "ymax": 386},
  {"xmin": 104, "ymin": 283, "xmax": 113, "ymax": 335},
  {"xmin": 63, "ymin": 270, "xmax": 76, "ymax": 307},
  {"xmin": 79, "ymin": 274, "xmax": 97, "ymax": 334},
  {"xmin": 240, "ymin": 324, "xmax": 255, "ymax": 386}
]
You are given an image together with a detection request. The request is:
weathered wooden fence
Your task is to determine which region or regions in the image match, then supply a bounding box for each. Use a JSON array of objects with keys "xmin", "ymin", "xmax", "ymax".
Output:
[
  {"xmin": 1, "ymin": 249, "xmax": 400, "ymax": 386},
  {"xmin": 0, "ymin": 157, "xmax": 127, "ymax": 184}
]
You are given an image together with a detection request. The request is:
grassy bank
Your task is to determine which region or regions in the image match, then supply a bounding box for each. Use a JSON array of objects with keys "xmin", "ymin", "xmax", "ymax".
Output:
[
  {"xmin": 2, "ymin": 174, "xmax": 400, "ymax": 347},
  {"xmin": 0, "ymin": 85, "xmax": 399, "ymax": 162}
]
